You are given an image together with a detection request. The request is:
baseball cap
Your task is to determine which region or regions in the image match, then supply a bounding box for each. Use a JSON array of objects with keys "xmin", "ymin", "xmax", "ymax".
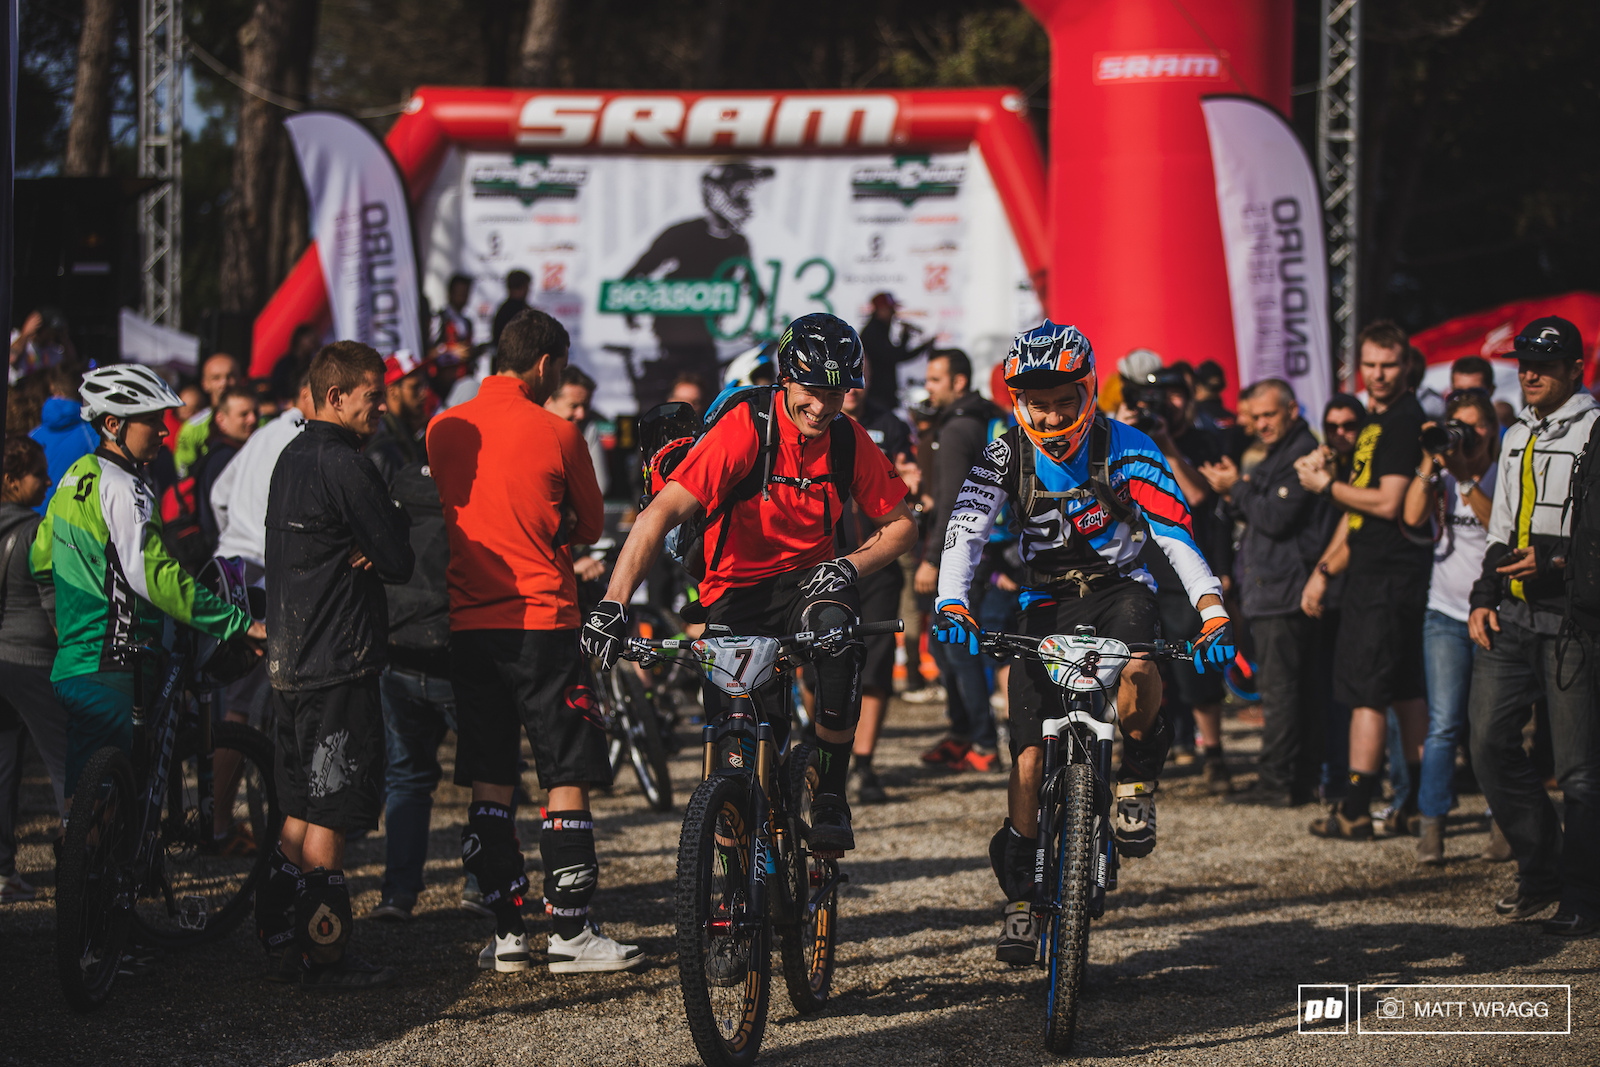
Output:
[
  {"xmin": 1118, "ymin": 348, "xmax": 1163, "ymax": 383},
  {"xmin": 1514, "ymin": 316, "xmax": 1585, "ymax": 362},
  {"xmin": 383, "ymin": 349, "xmax": 427, "ymax": 385},
  {"xmin": 704, "ymin": 162, "xmax": 775, "ymax": 186}
]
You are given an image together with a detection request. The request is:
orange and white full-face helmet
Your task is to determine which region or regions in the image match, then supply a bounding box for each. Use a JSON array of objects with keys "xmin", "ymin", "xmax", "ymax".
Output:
[{"xmin": 1002, "ymin": 321, "xmax": 1097, "ymax": 461}]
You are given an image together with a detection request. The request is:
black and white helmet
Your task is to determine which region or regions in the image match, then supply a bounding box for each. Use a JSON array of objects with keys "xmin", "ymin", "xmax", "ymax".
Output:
[{"xmin": 80, "ymin": 364, "xmax": 184, "ymax": 426}]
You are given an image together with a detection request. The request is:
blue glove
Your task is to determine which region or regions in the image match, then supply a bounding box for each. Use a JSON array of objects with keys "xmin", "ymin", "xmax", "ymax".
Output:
[
  {"xmin": 933, "ymin": 600, "xmax": 981, "ymax": 656},
  {"xmin": 1191, "ymin": 616, "xmax": 1235, "ymax": 674}
]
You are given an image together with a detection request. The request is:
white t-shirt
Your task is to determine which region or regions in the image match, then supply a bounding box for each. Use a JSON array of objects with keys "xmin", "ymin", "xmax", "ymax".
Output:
[{"xmin": 1427, "ymin": 463, "xmax": 1498, "ymax": 622}]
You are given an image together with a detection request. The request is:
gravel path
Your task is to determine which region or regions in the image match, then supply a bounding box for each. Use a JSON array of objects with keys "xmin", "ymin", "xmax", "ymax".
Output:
[{"xmin": 2, "ymin": 699, "xmax": 1593, "ymax": 1067}]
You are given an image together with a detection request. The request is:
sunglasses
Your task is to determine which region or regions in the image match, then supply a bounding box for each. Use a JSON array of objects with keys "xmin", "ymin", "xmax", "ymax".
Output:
[
  {"xmin": 1323, "ymin": 418, "xmax": 1359, "ymax": 433},
  {"xmin": 1445, "ymin": 387, "xmax": 1491, "ymax": 403},
  {"xmin": 1514, "ymin": 334, "xmax": 1573, "ymax": 357}
]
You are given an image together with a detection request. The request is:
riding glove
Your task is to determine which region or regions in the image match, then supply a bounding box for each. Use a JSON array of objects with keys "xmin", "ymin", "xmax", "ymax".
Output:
[
  {"xmin": 933, "ymin": 600, "xmax": 981, "ymax": 656},
  {"xmin": 581, "ymin": 600, "xmax": 628, "ymax": 670},
  {"xmin": 799, "ymin": 557, "xmax": 859, "ymax": 598},
  {"xmin": 1191, "ymin": 615, "xmax": 1235, "ymax": 674}
]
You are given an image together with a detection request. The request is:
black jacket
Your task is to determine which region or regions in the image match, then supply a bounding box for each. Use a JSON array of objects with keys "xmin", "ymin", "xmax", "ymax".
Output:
[
  {"xmin": 1226, "ymin": 419, "xmax": 1334, "ymax": 618},
  {"xmin": 192, "ymin": 433, "xmax": 241, "ymax": 556},
  {"xmin": 265, "ymin": 420, "xmax": 414, "ymax": 691},
  {"xmin": 365, "ymin": 413, "xmax": 451, "ymax": 674},
  {"xmin": 925, "ymin": 391, "xmax": 1000, "ymax": 559}
]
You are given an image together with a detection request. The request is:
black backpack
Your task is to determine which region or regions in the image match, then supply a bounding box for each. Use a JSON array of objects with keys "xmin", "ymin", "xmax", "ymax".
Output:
[
  {"xmin": 642, "ymin": 386, "xmax": 856, "ymax": 581},
  {"xmin": 1565, "ymin": 416, "xmax": 1600, "ymax": 633}
]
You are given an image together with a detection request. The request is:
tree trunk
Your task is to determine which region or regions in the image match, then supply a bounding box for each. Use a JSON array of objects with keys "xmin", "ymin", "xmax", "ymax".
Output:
[
  {"xmin": 219, "ymin": 0, "xmax": 314, "ymax": 318},
  {"xmin": 514, "ymin": 0, "xmax": 567, "ymax": 87},
  {"xmin": 266, "ymin": 1, "xmax": 319, "ymax": 297},
  {"xmin": 64, "ymin": 0, "xmax": 119, "ymax": 176},
  {"xmin": 696, "ymin": 0, "xmax": 732, "ymax": 89},
  {"xmin": 480, "ymin": 0, "xmax": 516, "ymax": 86}
]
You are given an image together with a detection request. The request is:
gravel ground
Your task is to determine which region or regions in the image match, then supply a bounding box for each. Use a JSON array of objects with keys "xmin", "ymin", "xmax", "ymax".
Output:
[{"xmin": 1, "ymin": 698, "xmax": 1593, "ymax": 1067}]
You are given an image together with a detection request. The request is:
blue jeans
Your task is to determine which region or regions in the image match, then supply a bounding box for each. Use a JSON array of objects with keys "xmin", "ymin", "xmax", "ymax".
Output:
[
  {"xmin": 380, "ymin": 666, "xmax": 457, "ymax": 905},
  {"xmin": 928, "ymin": 636, "xmax": 997, "ymax": 751},
  {"xmin": 1419, "ymin": 610, "xmax": 1474, "ymax": 818}
]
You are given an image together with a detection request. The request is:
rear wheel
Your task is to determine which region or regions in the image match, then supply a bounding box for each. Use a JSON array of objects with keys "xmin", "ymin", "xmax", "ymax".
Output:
[
  {"xmin": 778, "ymin": 744, "xmax": 838, "ymax": 1014},
  {"xmin": 129, "ymin": 721, "xmax": 281, "ymax": 947},
  {"xmin": 56, "ymin": 747, "xmax": 137, "ymax": 1013},
  {"xmin": 1045, "ymin": 763, "xmax": 1096, "ymax": 1054},
  {"xmin": 676, "ymin": 775, "xmax": 769, "ymax": 1067},
  {"xmin": 615, "ymin": 667, "xmax": 674, "ymax": 812}
]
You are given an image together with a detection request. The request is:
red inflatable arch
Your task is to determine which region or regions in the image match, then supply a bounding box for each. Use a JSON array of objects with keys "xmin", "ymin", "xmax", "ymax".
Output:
[{"xmin": 251, "ymin": 88, "xmax": 1048, "ymax": 377}]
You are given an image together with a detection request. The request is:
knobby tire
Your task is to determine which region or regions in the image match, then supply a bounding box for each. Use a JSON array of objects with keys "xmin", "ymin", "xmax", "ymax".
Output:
[
  {"xmin": 619, "ymin": 667, "xmax": 674, "ymax": 812},
  {"xmin": 1045, "ymin": 763, "xmax": 1096, "ymax": 1054},
  {"xmin": 56, "ymin": 747, "xmax": 137, "ymax": 1013},
  {"xmin": 778, "ymin": 744, "xmax": 837, "ymax": 1013}
]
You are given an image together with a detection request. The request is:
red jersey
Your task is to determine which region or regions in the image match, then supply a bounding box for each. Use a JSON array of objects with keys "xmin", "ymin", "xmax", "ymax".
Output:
[
  {"xmin": 427, "ymin": 375, "xmax": 603, "ymax": 631},
  {"xmin": 669, "ymin": 395, "xmax": 907, "ymax": 606}
]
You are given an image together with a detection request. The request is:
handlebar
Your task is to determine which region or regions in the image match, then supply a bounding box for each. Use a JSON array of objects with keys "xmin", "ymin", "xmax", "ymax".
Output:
[
  {"xmin": 621, "ymin": 619, "xmax": 904, "ymax": 660},
  {"xmin": 976, "ymin": 630, "xmax": 1190, "ymax": 661}
]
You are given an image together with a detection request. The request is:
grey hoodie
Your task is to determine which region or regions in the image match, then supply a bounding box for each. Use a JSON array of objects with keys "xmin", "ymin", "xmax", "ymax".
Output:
[{"xmin": 0, "ymin": 502, "xmax": 56, "ymax": 667}]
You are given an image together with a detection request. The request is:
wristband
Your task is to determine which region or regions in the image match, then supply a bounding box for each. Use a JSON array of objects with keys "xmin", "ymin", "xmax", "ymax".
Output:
[
  {"xmin": 1317, "ymin": 561, "xmax": 1332, "ymax": 578},
  {"xmin": 1199, "ymin": 603, "xmax": 1229, "ymax": 623},
  {"xmin": 1459, "ymin": 478, "xmax": 1480, "ymax": 499}
]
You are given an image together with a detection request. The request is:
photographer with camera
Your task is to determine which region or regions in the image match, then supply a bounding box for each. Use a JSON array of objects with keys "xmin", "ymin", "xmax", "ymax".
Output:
[
  {"xmin": 1402, "ymin": 391, "xmax": 1498, "ymax": 865},
  {"xmin": 1116, "ymin": 353, "xmax": 1232, "ymax": 790}
]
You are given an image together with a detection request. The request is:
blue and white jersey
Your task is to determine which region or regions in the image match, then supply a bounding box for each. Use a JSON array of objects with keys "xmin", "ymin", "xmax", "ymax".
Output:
[{"xmin": 936, "ymin": 418, "xmax": 1221, "ymax": 611}]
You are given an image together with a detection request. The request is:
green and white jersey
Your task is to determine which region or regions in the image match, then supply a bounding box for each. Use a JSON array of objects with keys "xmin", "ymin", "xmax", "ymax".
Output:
[{"xmin": 30, "ymin": 449, "xmax": 251, "ymax": 683}]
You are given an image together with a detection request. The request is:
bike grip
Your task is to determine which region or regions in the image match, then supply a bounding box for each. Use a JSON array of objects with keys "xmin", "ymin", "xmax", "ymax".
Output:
[{"xmin": 854, "ymin": 620, "xmax": 905, "ymax": 636}]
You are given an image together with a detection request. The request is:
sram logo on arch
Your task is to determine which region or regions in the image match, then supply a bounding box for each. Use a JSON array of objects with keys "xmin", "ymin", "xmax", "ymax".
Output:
[{"xmin": 514, "ymin": 94, "xmax": 899, "ymax": 150}]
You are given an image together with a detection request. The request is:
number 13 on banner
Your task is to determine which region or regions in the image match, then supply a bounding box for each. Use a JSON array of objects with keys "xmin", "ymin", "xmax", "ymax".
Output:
[{"xmin": 710, "ymin": 256, "xmax": 836, "ymax": 341}]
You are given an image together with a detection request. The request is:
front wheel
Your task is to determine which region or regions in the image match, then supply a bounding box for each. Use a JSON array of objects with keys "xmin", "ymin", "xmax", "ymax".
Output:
[
  {"xmin": 130, "ymin": 721, "xmax": 281, "ymax": 948},
  {"xmin": 778, "ymin": 744, "xmax": 838, "ymax": 1013},
  {"xmin": 676, "ymin": 775, "xmax": 770, "ymax": 1067},
  {"xmin": 1045, "ymin": 763, "xmax": 1097, "ymax": 1054},
  {"xmin": 56, "ymin": 747, "xmax": 138, "ymax": 1012}
]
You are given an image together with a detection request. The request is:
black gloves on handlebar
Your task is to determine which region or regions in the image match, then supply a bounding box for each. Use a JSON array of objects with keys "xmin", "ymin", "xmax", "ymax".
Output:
[
  {"xmin": 799, "ymin": 557, "xmax": 858, "ymax": 598},
  {"xmin": 581, "ymin": 600, "xmax": 627, "ymax": 670}
]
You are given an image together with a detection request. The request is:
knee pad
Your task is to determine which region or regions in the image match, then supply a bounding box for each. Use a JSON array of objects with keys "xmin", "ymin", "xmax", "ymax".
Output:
[
  {"xmin": 255, "ymin": 848, "xmax": 301, "ymax": 954},
  {"xmin": 541, "ymin": 810, "xmax": 598, "ymax": 921},
  {"xmin": 802, "ymin": 600, "xmax": 862, "ymax": 733},
  {"xmin": 461, "ymin": 801, "xmax": 531, "ymax": 907},
  {"xmin": 295, "ymin": 867, "xmax": 352, "ymax": 966},
  {"xmin": 1120, "ymin": 711, "xmax": 1173, "ymax": 783}
]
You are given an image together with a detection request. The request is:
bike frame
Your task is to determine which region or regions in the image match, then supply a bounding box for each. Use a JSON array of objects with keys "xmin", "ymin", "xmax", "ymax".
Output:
[{"xmin": 1033, "ymin": 687, "xmax": 1118, "ymax": 954}]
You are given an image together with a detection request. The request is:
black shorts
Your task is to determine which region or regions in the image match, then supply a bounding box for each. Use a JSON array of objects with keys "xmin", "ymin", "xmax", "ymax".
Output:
[
  {"xmin": 449, "ymin": 628, "xmax": 612, "ymax": 790},
  {"xmin": 857, "ymin": 564, "xmax": 904, "ymax": 695},
  {"xmin": 1334, "ymin": 568, "xmax": 1428, "ymax": 709},
  {"xmin": 1006, "ymin": 578, "xmax": 1160, "ymax": 758},
  {"xmin": 1155, "ymin": 589, "xmax": 1226, "ymax": 707},
  {"xmin": 272, "ymin": 677, "xmax": 385, "ymax": 834},
  {"xmin": 707, "ymin": 570, "xmax": 861, "ymax": 730}
]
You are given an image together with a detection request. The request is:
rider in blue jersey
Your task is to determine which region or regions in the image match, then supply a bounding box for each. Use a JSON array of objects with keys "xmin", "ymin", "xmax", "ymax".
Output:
[{"xmin": 933, "ymin": 322, "xmax": 1235, "ymax": 963}]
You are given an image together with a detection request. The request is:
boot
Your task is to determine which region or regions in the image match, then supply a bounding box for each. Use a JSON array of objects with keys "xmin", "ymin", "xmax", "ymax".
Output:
[
  {"xmin": 1481, "ymin": 818, "xmax": 1512, "ymax": 862},
  {"xmin": 1415, "ymin": 816, "xmax": 1444, "ymax": 866}
]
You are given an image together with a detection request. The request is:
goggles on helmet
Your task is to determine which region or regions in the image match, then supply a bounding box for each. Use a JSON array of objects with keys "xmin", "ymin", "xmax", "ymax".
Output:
[{"xmin": 1002, "ymin": 321, "xmax": 1097, "ymax": 461}]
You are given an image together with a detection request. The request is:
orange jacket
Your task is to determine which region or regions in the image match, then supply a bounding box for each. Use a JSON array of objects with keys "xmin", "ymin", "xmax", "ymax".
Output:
[{"xmin": 426, "ymin": 375, "xmax": 602, "ymax": 631}]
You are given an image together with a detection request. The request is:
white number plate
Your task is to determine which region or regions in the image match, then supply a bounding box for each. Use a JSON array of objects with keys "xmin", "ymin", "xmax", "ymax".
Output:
[
  {"xmin": 1038, "ymin": 633, "xmax": 1131, "ymax": 693},
  {"xmin": 692, "ymin": 636, "xmax": 781, "ymax": 696}
]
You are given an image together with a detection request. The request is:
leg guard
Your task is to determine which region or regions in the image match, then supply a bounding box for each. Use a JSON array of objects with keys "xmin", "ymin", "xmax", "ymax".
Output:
[
  {"xmin": 1120, "ymin": 711, "xmax": 1173, "ymax": 783},
  {"xmin": 541, "ymin": 810, "xmax": 598, "ymax": 939},
  {"xmin": 295, "ymin": 867, "xmax": 352, "ymax": 966},
  {"xmin": 802, "ymin": 599, "xmax": 862, "ymax": 735},
  {"xmin": 255, "ymin": 847, "xmax": 301, "ymax": 955},
  {"xmin": 989, "ymin": 820, "xmax": 1037, "ymax": 903},
  {"xmin": 461, "ymin": 801, "xmax": 530, "ymax": 935}
]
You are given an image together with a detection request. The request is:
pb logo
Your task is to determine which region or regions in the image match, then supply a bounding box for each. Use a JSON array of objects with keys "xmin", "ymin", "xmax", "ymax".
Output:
[{"xmin": 1298, "ymin": 985, "xmax": 1349, "ymax": 1034}]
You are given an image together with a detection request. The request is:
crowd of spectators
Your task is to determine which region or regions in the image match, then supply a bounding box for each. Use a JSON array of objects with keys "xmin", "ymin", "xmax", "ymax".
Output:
[{"xmin": 3, "ymin": 282, "xmax": 1597, "ymax": 949}]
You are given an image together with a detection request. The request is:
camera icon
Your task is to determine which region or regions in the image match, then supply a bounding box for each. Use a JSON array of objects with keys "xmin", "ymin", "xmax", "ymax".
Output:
[{"xmin": 1376, "ymin": 996, "xmax": 1405, "ymax": 1020}]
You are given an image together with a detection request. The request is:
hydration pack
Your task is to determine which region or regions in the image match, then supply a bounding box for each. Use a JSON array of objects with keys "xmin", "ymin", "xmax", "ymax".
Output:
[
  {"xmin": 1014, "ymin": 415, "xmax": 1148, "ymax": 590},
  {"xmin": 638, "ymin": 386, "xmax": 856, "ymax": 581},
  {"xmin": 1565, "ymin": 417, "xmax": 1600, "ymax": 633}
]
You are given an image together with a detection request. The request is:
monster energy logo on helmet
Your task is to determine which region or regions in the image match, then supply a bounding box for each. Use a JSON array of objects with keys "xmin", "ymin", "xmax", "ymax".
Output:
[{"xmin": 776, "ymin": 313, "xmax": 865, "ymax": 391}]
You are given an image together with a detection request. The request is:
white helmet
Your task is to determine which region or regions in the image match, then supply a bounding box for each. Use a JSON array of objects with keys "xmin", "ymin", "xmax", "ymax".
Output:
[{"xmin": 80, "ymin": 364, "xmax": 184, "ymax": 427}]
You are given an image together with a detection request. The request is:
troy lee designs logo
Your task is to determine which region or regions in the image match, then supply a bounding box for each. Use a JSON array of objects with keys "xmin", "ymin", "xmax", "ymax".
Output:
[{"xmin": 1071, "ymin": 503, "xmax": 1109, "ymax": 535}]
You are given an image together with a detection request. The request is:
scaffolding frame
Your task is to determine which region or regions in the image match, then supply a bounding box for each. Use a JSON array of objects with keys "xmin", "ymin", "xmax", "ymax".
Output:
[
  {"xmin": 138, "ymin": 0, "xmax": 183, "ymax": 328},
  {"xmin": 1318, "ymin": 0, "xmax": 1360, "ymax": 385}
]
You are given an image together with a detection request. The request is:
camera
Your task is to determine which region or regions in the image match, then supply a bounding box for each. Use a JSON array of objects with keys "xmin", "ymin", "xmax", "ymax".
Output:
[
  {"xmin": 1420, "ymin": 419, "xmax": 1476, "ymax": 455},
  {"xmin": 1376, "ymin": 996, "xmax": 1405, "ymax": 1020},
  {"xmin": 1125, "ymin": 367, "xmax": 1188, "ymax": 435}
]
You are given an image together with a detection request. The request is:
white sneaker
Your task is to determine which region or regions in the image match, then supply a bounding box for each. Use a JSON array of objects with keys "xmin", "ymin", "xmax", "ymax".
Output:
[
  {"xmin": 547, "ymin": 922, "xmax": 645, "ymax": 974},
  {"xmin": 478, "ymin": 931, "xmax": 532, "ymax": 973}
]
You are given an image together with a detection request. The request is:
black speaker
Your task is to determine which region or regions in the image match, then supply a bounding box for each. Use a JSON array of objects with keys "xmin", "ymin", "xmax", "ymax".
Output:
[{"xmin": 13, "ymin": 177, "xmax": 146, "ymax": 368}]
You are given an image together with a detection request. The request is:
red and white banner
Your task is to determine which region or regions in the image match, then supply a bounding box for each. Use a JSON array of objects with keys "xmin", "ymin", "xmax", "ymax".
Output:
[
  {"xmin": 1412, "ymin": 292, "xmax": 1600, "ymax": 389},
  {"xmin": 1202, "ymin": 95, "xmax": 1330, "ymax": 420},
  {"xmin": 284, "ymin": 111, "xmax": 423, "ymax": 361}
]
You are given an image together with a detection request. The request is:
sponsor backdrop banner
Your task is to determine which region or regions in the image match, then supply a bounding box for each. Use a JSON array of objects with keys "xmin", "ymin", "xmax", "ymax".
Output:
[
  {"xmin": 417, "ymin": 146, "xmax": 1039, "ymax": 415},
  {"xmin": 286, "ymin": 111, "xmax": 424, "ymax": 361},
  {"xmin": 1202, "ymin": 95, "xmax": 1331, "ymax": 421}
]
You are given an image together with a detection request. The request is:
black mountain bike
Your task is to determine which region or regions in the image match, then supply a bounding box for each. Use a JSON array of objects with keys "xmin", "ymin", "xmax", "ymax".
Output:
[
  {"xmin": 978, "ymin": 626, "xmax": 1189, "ymax": 1054},
  {"xmin": 622, "ymin": 619, "xmax": 902, "ymax": 1067},
  {"xmin": 55, "ymin": 638, "xmax": 281, "ymax": 1012},
  {"xmin": 598, "ymin": 658, "xmax": 674, "ymax": 812}
]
